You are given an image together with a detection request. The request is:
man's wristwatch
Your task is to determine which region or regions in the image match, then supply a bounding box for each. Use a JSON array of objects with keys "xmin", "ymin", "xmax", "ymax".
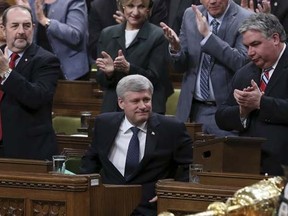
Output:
[
  {"xmin": 0, "ymin": 68, "xmax": 12, "ymax": 82},
  {"xmin": 45, "ymin": 19, "xmax": 51, "ymax": 29}
]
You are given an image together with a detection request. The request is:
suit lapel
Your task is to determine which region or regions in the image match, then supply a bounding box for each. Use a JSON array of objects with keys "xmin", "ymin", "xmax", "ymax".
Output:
[
  {"xmin": 14, "ymin": 44, "xmax": 37, "ymax": 73},
  {"xmin": 138, "ymin": 114, "xmax": 159, "ymax": 167},
  {"xmin": 113, "ymin": 24, "xmax": 126, "ymax": 52},
  {"xmin": 265, "ymin": 47, "xmax": 288, "ymax": 94},
  {"xmin": 102, "ymin": 113, "xmax": 124, "ymax": 155},
  {"xmin": 100, "ymin": 113, "xmax": 126, "ymax": 181}
]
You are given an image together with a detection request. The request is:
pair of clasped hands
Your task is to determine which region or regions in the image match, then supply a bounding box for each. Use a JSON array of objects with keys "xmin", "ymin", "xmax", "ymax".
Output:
[{"xmin": 95, "ymin": 8, "xmax": 130, "ymax": 77}]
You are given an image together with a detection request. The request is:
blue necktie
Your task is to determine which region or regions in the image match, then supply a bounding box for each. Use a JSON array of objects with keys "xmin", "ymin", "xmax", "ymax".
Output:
[
  {"xmin": 125, "ymin": 127, "xmax": 140, "ymax": 179},
  {"xmin": 200, "ymin": 19, "xmax": 219, "ymax": 100}
]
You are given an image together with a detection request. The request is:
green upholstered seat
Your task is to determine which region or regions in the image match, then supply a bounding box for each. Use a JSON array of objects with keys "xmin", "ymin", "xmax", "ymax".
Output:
[
  {"xmin": 65, "ymin": 157, "xmax": 82, "ymax": 174},
  {"xmin": 52, "ymin": 116, "xmax": 81, "ymax": 135},
  {"xmin": 165, "ymin": 89, "xmax": 181, "ymax": 116}
]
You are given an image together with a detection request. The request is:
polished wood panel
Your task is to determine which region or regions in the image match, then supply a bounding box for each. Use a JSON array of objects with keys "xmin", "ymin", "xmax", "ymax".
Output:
[
  {"xmin": 53, "ymin": 80, "xmax": 103, "ymax": 117},
  {"xmin": 56, "ymin": 134, "xmax": 91, "ymax": 154},
  {"xmin": 0, "ymin": 172, "xmax": 93, "ymax": 215},
  {"xmin": 156, "ymin": 172, "xmax": 267, "ymax": 215},
  {"xmin": 0, "ymin": 158, "xmax": 52, "ymax": 173},
  {"xmin": 93, "ymin": 183, "xmax": 142, "ymax": 216},
  {"xmin": 0, "ymin": 171, "xmax": 141, "ymax": 216},
  {"xmin": 185, "ymin": 122, "xmax": 202, "ymax": 141},
  {"xmin": 157, "ymin": 179, "xmax": 236, "ymax": 215},
  {"xmin": 193, "ymin": 136, "xmax": 265, "ymax": 174}
]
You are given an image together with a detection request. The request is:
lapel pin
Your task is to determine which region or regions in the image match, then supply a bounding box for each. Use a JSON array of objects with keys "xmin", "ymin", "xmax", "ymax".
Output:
[
  {"xmin": 25, "ymin": 58, "xmax": 28, "ymax": 62},
  {"xmin": 151, "ymin": 131, "xmax": 155, "ymax": 135}
]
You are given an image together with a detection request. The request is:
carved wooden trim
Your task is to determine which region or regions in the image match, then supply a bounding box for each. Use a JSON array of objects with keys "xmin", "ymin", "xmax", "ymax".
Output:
[
  {"xmin": 157, "ymin": 191, "xmax": 228, "ymax": 202},
  {"xmin": 0, "ymin": 179, "xmax": 88, "ymax": 192},
  {"xmin": 0, "ymin": 197, "xmax": 24, "ymax": 215},
  {"xmin": 32, "ymin": 200, "xmax": 66, "ymax": 215}
]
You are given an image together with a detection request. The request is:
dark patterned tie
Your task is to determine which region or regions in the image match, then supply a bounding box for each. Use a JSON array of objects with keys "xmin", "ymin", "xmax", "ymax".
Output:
[
  {"xmin": 125, "ymin": 127, "xmax": 140, "ymax": 179},
  {"xmin": 200, "ymin": 19, "xmax": 219, "ymax": 100},
  {"xmin": 259, "ymin": 66, "xmax": 273, "ymax": 92},
  {"xmin": 9, "ymin": 52, "xmax": 20, "ymax": 69},
  {"xmin": 0, "ymin": 52, "xmax": 20, "ymax": 140}
]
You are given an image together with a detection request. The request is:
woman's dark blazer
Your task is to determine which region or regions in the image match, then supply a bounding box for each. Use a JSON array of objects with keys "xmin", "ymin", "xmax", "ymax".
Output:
[{"xmin": 96, "ymin": 21, "xmax": 173, "ymax": 114}]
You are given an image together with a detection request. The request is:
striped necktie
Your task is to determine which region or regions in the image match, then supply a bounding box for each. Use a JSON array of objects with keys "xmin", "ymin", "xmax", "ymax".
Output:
[
  {"xmin": 259, "ymin": 66, "xmax": 273, "ymax": 92},
  {"xmin": 200, "ymin": 19, "xmax": 219, "ymax": 100}
]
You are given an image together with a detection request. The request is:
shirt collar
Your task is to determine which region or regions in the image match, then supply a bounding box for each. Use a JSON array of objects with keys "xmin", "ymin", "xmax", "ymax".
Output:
[
  {"xmin": 120, "ymin": 116, "xmax": 147, "ymax": 134},
  {"xmin": 7, "ymin": 50, "xmax": 24, "ymax": 59},
  {"xmin": 271, "ymin": 43, "xmax": 286, "ymax": 70}
]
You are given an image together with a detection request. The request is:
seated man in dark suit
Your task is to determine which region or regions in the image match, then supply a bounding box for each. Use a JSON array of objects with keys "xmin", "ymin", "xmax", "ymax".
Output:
[
  {"xmin": 0, "ymin": 5, "xmax": 61, "ymax": 160},
  {"xmin": 80, "ymin": 74, "xmax": 193, "ymax": 216}
]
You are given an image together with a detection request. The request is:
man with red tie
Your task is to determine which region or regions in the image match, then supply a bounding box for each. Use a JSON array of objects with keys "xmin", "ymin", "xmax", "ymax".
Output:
[
  {"xmin": 215, "ymin": 13, "xmax": 288, "ymax": 176},
  {"xmin": 0, "ymin": 5, "xmax": 61, "ymax": 160}
]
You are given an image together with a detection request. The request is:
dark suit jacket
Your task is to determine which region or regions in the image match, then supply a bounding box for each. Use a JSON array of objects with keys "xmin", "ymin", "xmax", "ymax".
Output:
[
  {"xmin": 1, "ymin": 43, "xmax": 61, "ymax": 160},
  {"xmin": 80, "ymin": 112, "xmax": 193, "ymax": 215},
  {"xmin": 96, "ymin": 21, "xmax": 173, "ymax": 114},
  {"xmin": 215, "ymin": 46, "xmax": 288, "ymax": 176},
  {"xmin": 88, "ymin": 0, "xmax": 168, "ymax": 60},
  {"xmin": 167, "ymin": 0, "xmax": 201, "ymax": 35},
  {"xmin": 270, "ymin": 0, "xmax": 288, "ymax": 39},
  {"xmin": 250, "ymin": 0, "xmax": 288, "ymax": 40}
]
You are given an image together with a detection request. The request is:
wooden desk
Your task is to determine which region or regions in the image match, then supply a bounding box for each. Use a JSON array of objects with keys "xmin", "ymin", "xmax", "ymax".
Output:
[
  {"xmin": 193, "ymin": 136, "xmax": 265, "ymax": 174},
  {"xmin": 0, "ymin": 158, "xmax": 142, "ymax": 215},
  {"xmin": 156, "ymin": 172, "xmax": 267, "ymax": 215},
  {"xmin": 0, "ymin": 172, "xmax": 141, "ymax": 216}
]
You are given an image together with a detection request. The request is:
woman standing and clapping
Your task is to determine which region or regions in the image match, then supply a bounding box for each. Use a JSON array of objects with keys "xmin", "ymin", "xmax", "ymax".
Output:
[{"xmin": 95, "ymin": 0, "xmax": 173, "ymax": 114}]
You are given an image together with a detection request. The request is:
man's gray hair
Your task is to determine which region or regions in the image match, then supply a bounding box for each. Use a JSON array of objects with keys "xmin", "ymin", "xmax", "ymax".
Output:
[
  {"xmin": 239, "ymin": 13, "xmax": 286, "ymax": 42},
  {"xmin": 116, "ymin": 75, "xmax": 154, "ymax": 98}
]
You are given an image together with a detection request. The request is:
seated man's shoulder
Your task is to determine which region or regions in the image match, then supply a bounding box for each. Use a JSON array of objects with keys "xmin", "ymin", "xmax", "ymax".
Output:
[{"xmin": 154, "ymin": 113, "xmax": 184, "ymax": 125}]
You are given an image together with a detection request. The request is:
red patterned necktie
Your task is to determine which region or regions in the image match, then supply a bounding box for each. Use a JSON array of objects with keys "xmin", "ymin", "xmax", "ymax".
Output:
[
  {"xmin": 259, "ymin": 66, "xmax": 273, "ymax": 92},
  {"xmin": 0, "ymin": 52, "xmax": 19, "ymax": 140},
  {"xmin": 9, "ymin": 52, "xmax": 20, "ymax": 69}
]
